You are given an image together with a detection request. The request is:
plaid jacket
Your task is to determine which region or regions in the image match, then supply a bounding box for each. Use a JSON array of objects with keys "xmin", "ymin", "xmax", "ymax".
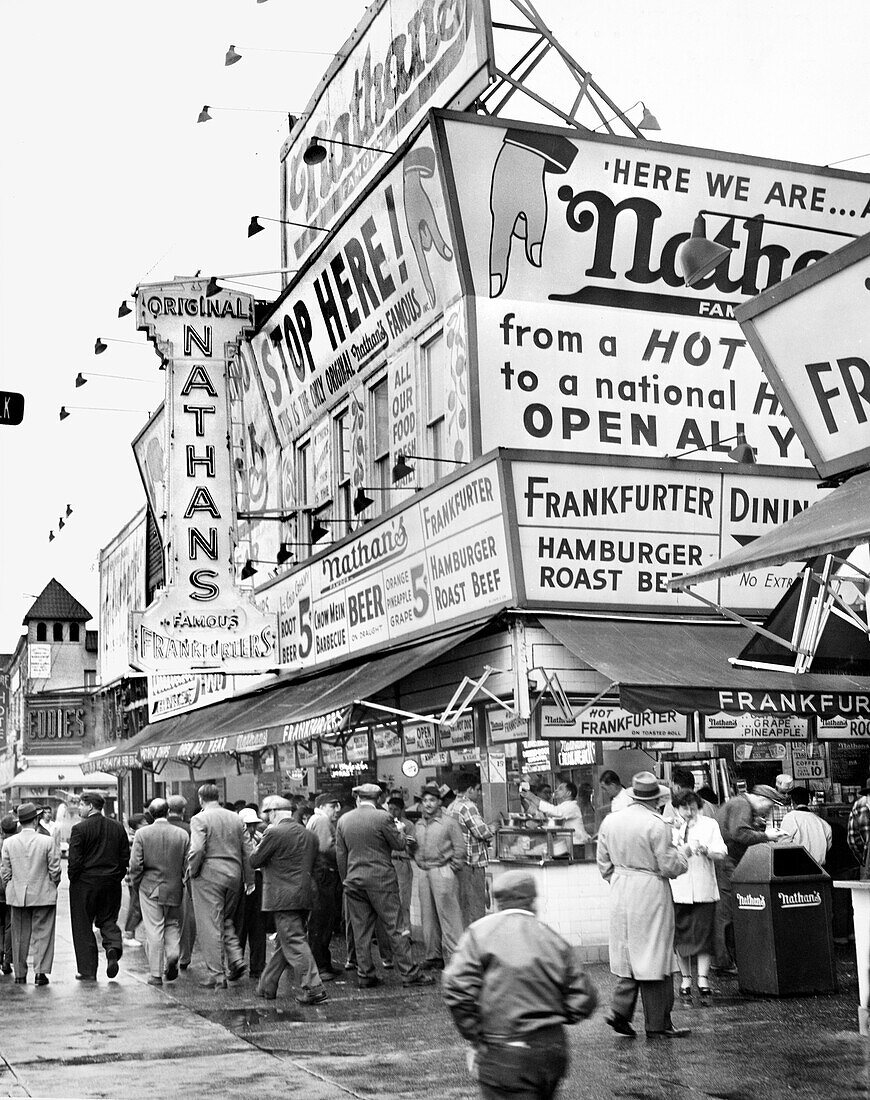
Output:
[{"xmin": 446, "ymin": 795, "xmax": 494, "ymax": 867}]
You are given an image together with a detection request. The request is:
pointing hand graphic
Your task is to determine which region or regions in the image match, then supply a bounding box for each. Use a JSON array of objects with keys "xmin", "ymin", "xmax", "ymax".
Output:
[
  {"xmin": 489, "ymin": 130, "xmax": 578, "ymax": 298},
  {"xmin": 404, "ymin": 146, "xmax": 453, "ymax": 308}
]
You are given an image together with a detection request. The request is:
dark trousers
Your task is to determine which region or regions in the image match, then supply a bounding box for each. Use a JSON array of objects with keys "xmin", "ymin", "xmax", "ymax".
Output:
[
  {"xmin": 0, "ymin": 900, "xmax": 11, "ymax": 967},
  {"xmin": 308, "ymin": 865, "xmax": 342, "ymax": 972},
  {"xmin": 343, "ymin": 880, "xmax": 418, "ymax": 979},
  {"xmin": 477, "ymin": 1025, "xmax": 567, "ymax": 1100},
  {"xmin": 179, "ymin": 879, "xmax": 196, "ymax": 966},
  {"xmin": 124, "ymin": 881, "xmax": 142, "ymax": 935},
  {"xmin": 236, "ymin": 872, "xmax": 266, "ymax": 977},
  {"xmin": 716, "ymin": 856, "xmax": 738, "ymax": 965},
  {"xmin": 69, "ymin": 877, "xmax": 123, "ymax": 978},
  {"xmin": 611, "ymin": 975, "xmax": 675, "ymax": 1034}
]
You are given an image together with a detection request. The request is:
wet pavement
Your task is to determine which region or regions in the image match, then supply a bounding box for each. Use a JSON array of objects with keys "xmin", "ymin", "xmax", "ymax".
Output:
[{"xmin": 2, "ymin": 876, "xmax": 870, "ymax": 1099}]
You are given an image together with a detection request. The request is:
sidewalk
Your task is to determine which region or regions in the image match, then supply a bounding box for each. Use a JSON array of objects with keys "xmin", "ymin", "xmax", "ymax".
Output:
[
  {"xmin": 0, "ymin": 878, "xmax": 349, "ymax": 1100},
  {"xmin": 2, "ymin": 872, "xmax": 869, "ymax": 1099}
]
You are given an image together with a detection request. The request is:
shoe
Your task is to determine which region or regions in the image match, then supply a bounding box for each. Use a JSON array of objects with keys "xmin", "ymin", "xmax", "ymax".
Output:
[
  {"xmin": 164, "ymin": 962, "xmax": 179, "ymax": 983},
  {"xmin": 227, "ymin": 963, "xmax": 246, "ymax": 983},
  {"xmin": 257, "ymin": 988, "xmax": 277, "ymax": 1000},
  {"xmin": 199, "ymin": 978, "xmax": 227, "ymax": 989},
  {"xmin": 34, "ymin": 974, "xmax": 49, "ymax": 987},
  {"xmin": 14, "ymin": 977, "xmax": 26, "ymax": 985},
  {"xmin": 318, "ymin": 971, "xmax": 336, "ymax": 982},
  {"xmin": 421, "ymin": 958, "xmax": 444, "ymax": 970},
  {"xmin": 402, "ymin": 972, "xmax": 435, "ymax": 987},
  {"xmin": 606, "ymin": 1014, "xmax": 636, "ymax": 1037},
  {"xmin": 295, "ymin": 988, "xmax": 328, "ymax": 1005},
  {"xmin": 647, "ymin": 1027, "xmax": 691, "ymax": 1038},
  {"xmin": 106, "ymin": 948, "xmax": 120, "ymax": 979},
  {"xmin": 179, "ymin": 963, "xmax": 190, "ymax": 971},
  {"xmin": 679, "ymin": 985, "xmax": 692, "ymax": 1002},
  {"xmin": 357, "ymin": 974, "xmax": 381, "ymax": 988},
  {"xmin": 697, "ymin": 984, "xmax": 714, "ymax": 1003},
  {"xmin": 75, "ymin": 974, "xmax": 97, "ymax": 982},
  {"xmin": 250, "ymin": 971, "xmax": 262, "ymax": 981},
  {"xmin": 381, "ymin": 960, "xmax": 395, "ymax": 969},
  {"xmin": 147, "ymin": 976, "xmax": 163, "ymax": 986},
  {"xmin": 344, "ymin": 961, "xmax": 356, "ymax": 971},
  {"xmin": 1, "ymin": 961, "xmax": 11, "ymax": 975}
]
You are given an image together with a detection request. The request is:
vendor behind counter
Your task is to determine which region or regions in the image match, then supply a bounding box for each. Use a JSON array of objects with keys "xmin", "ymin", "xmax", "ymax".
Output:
[{"xmin": 519, "ymin": 779, "xmax": 594, "ymax": 848}]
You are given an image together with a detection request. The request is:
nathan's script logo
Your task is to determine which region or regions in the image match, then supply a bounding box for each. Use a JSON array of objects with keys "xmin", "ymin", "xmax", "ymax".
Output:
[
  {"xmin": 737, "ymin": 892, "xmax": 766, "ymax": 910},
  {"xmin": 778, "ymin": 890, "xmax": 821, "ymax": 908}
]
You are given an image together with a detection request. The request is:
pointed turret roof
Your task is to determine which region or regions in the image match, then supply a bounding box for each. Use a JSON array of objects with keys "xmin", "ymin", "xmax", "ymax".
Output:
[{"xmin": 23, "ymin": 579, "xmax": 92, "ymax": 624}]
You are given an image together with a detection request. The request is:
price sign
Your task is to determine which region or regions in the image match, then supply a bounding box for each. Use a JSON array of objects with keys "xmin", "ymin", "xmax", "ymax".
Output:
[{"xmin": 791, "ymin": 745, "xmax": 827, "ymax": 780}]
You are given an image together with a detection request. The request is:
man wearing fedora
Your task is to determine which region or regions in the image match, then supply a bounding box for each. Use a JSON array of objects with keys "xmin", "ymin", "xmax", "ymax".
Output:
[
  {"xmin": 67, "ymin": 789, "xmax": 130, "ymax": 981},
  {"xmin": 336, "ymin": 782, "xmax": 433, "ymax": 988},
  {"xmin": 597, "ymin": 771, "xmax": 692, "ymax": 1038},
  {"xmin": 443, "ymin": 869, "xmax": 597, "ymax": 1098},
  {"xmin": 0, "ymin": 802, "xmax": 61, "ymax": 985}
]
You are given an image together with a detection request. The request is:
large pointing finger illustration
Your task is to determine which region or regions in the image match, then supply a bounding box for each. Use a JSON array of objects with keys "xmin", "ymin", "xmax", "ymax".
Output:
[
  {"xmin": 489, "ymin": 130, "xmax": 578, "ymax": 298},
  {"xmin": 404, "ymin": 146, "xmax": 453, "ymax": 308}
]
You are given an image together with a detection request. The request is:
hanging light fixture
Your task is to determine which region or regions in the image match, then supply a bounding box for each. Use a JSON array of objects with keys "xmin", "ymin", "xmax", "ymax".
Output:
[
  {"xmin": 59, "ymin": 407, "xmax": 70, "ymax": 421},
  {"xmin": 247, "ymin": 215, "xmax": 327, "ymax": 238},
  {"xmin": 94, "ymin": 338, "xmax": 107, "ymax": 355},
  {"xmin": 353, "ymin": 487, "xmax": 375, "ymax": 515},
  {"xmin": 49, "ymin": 531, "xmax": 55, "ymax": 542},
  {"xmin": 58, "ymin": 516, "xmax": 65, "ymax": 530},
  {"xmin": 225, "ymin": 44, "xmax": 242, "ymax": 66},
  {"xmin": 197, "ymin": 105, "xmax": 213, "ymax": 123},
  {"xmin": 75, "ymin": 373, "xmax": 86, "ymax": 388},
  {"xmin": 638, "ymin": 102, "xmax": 661, "ymax": 130},
  {"xmin": 667, "ymin": 432, "xmax": 756, "ymax": 464},
  {"xmin": 117, "ymin": 300, "xmax": 133, "ymax": 318},
  {"xmin": 276, "ymin": 543, "xmax": 295, "ymax": 565},
  {"xmin": 240, "ymin": 559, "xmax": 257, "ymax": 580},
  {"xmin": 676, "ymin": 214, "xmax": 733, "ymax": 288},
  {"xmin": 205, "ymin": 266, "xmax": 300, "ymax": 297},
  {"xmin": 66, "ymin": 504, "xmax": 73, "ymax": 517},
  {"xmin": 391, "ymin": 454, "xmax": 415, "ymax": 482},
  {"xmin": 59, "ymin": 405, "xmax": 150, "ymax": 421},
  {"xmin": 302, "ymin": 135, "xmax": 390, "ymax": 166}
]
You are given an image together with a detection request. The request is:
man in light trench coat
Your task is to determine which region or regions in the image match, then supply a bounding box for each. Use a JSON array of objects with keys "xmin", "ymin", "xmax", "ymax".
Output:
[{"xmin": 596, "ymin": 771, "xmax": 691, "ymax": 1038}]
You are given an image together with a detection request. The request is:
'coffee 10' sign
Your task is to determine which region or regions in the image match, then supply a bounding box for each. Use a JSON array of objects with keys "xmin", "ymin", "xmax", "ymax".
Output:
[{"xmin": 131, "ymin": 278, "xmax": 278, "ymax": 674}]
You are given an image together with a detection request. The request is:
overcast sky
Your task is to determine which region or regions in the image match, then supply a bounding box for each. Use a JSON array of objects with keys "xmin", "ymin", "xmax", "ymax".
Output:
[{"xmin": 1, "ymin": 0, "xmax": 868, "ymax": 653}]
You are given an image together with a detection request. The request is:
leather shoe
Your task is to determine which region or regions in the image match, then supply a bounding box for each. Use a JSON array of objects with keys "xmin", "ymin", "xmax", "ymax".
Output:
[
  {"xmin": 318, "ymin": 971, "xmax": 336, "ymax": 982},
  {"xmin": 199, "ymin": 977, "xmax": 227, "ymax": 989},
  {"xmin": 357, "ymin": 974, "xmax": 381, "ymax": 988},
  {"xmin": 179, "ymin": 963, "xmax": 190, "ymax": 971},
  {"xmin": 34, "ymin": 974, "xmax": 49, "ymax": 986},
  {"xmin": 227, "ymin": 962, "xmax": 246, "ymax": 983},
  {"xmin": 106, "ymin": 948, "xmax": 120, "ymax": 979},
  {"xmin": 606, "ymin": 1014, "xmax": 636, "ymax": 1037},
  {"xmin": 146, "ymin": 976, "xmax": 163, "ymax": 987},
  {"xmin": 402, "ymin": 972, "xmax": 435, "ymax": 987},
  {"xmin": 257, "ymin": 988, "xmax": 277, "ymax": 1000},
  {"xmin": 295, "ymin": 988, "xmax": 328, "ymax": 1005},
  {"xmin": 14, "ymin": 977, "xmax": 26, "ymax": 984},
  {"xmin": 647, "ymin": 1027, "xmax": 691, "ymax": 1038},
  {"xmin": 1, "ymin": 961, "xmax": 12, "ymax": 975},
  {"xmin": 164, "ymin": 962, "xmax": 179, "ymax": 983},
  {"xmin": 75, "ymin": 974, "xmax": 97, "ymax": 982}
]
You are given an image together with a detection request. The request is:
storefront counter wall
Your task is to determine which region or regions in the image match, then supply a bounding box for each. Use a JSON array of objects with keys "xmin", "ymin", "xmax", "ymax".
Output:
[{"xmin": 489, "ymin": 859, "xmax": 611, "ymax": 961}]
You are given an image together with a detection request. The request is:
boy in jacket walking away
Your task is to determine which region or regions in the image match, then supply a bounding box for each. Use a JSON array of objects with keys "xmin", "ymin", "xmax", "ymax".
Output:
[{"xmin": 443, "ymin": 869, "xmax": 597, "ymax": 1098}]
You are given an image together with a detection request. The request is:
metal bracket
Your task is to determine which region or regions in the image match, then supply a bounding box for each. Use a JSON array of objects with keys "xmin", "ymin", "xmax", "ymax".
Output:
[
  {"xmin": 527, "ymin": 668, "xmax": 575, "ymax": 721},
  {"xmin": 440, "ymin": 666, "xmax": 516, "ymax": 728}
]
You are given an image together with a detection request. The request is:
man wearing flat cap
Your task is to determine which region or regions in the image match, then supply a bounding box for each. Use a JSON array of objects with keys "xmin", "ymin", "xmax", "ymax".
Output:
[
  {"xmin": 67, "ymin": 790, "xmax": 130, "ymax": 981},
  {"xmin": 596, "ymin": 772, "xmax": 692, "ymax": 1038},
  {"xmin": 443, "ymin": 870, "xmax": 597, "ymax": 1097},
  {"xmin": 0, "ymin": 803, "xmax": 61, "ymax": 985},
  {"xmin": 336, "ymin": 782, "xmax": 433, "ymax": 988}
]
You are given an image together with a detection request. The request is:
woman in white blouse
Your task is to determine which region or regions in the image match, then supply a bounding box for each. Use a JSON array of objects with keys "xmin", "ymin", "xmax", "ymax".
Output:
[{"xmin": 670, "ymin": 789, "xmax": 727, "ymax": 1002}]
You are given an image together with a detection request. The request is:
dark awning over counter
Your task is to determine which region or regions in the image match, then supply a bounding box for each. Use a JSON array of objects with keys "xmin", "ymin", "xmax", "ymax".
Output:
[
  {"xmin": 670, "ymin": 470, "xmax": 870, "ymax": 588},
  {"xmin": 84, "ymin": 725, "xmax": 163, "ymax": 774},
  {"xmin": 541, "ymin": 616, "xmax": 870, "ymax": 717},
  {"xmin": 133, "ymin": 621, "xmax": 490, "ymax": 762}
]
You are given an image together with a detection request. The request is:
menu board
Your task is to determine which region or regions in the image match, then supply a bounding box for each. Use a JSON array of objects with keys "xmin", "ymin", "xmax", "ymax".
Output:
[
  {"xmin": 372, "ymin": 727, "xmax": 403, "ymax": 756},
  {"xmin": 438, "ymin": 715, "xmax": 475, "ymax": 749},
  {"xmin": 522, "ymin": 740, "xmax": 551, "ymax": 773},
  {"xmin": 345, "ymin": 732, "xmax": 370, "ymax": 763},
  {"xmin": 542, "ymin": 704, "xmax": 687, "ymax": 741},
  {"xmin": 259, "ymin": 461, "xmax": 513, "ymax": 671},
  {"xmin": 705, "ymin": 713, "xmax": 808, "ymax": 741}
]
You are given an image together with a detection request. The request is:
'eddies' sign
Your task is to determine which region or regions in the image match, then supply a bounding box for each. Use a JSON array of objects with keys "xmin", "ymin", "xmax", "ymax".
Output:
[
  {"xmin": 131, "ymin": 279, "xmax": 278, "ymax": 674},
  {"xmin": 736, "ymin": 234, "xmax": 870, "ymax": 481}
]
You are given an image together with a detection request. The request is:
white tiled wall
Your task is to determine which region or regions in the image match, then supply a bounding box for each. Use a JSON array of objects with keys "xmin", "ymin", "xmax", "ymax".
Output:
[{"xmin": 490, "ymin": 861, "xmax": 610, "ymax": 952}]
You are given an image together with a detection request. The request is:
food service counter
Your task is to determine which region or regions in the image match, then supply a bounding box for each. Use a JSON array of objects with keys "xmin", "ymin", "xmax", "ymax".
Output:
[{"xmin": 489, "ymin": 826, "xmax": 610, "ymax": 960}]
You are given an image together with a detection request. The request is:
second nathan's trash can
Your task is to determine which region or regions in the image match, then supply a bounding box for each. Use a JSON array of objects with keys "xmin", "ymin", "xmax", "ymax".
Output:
[{"xmin": 731, "ymin": 843, "xmax": 837, "ymax": 995}]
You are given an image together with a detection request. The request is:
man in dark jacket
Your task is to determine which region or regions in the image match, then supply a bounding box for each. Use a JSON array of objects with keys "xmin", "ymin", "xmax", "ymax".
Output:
[
  {"xmin": 250, "ymin": 796, "xmax": 327, "ymax": 1005},
  {"xmin": 336, "ymin": 782, "xmax": 432, "ymax": 989},
  {"xmin": 443, "ymin": 870, "xmax": 597, "ymax": 1098},
  {"xmin": 67, "ymin": 790, "xmax": 130, "ymax": 981}
]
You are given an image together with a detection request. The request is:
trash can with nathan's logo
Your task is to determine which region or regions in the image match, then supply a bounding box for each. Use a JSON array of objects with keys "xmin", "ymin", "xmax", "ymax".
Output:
[{"xmin": 731, "ymin": 843, "xmax": 837, "ymax": 995}]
